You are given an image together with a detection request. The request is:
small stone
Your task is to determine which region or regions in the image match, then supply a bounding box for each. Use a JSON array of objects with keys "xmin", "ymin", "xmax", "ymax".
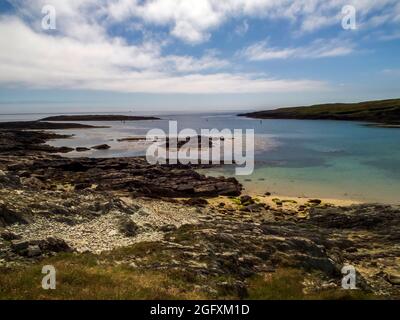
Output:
[
  {"xmin": 159, "ymin": 224, "xmax": 177, "ymax": 232},
  {"xmin": 239, "ymin": 195, "xmax": 252, "ymax": 204},
  {"xmin": 241, "ymin": 203, "xmax": 262, "ymax": 212},
  {"xmin": 27, "ymin": 245, "xmax": 42, "ymax": 257},
  {"xmin": 91, "ymin": 144, "xmax": 111, "ymax": 150},
  {"xmin": 11, "ymin": 240, "xmax": 30, "ymax": 252},
  {"xmin": 183, "ymin": 198, "xmax": 208, "ymax": 207},
  {"xmin": 386, "ymin": 272, "xmax": 400, "ymax": 285},
  {"xmin": 58, "ymin": 147, "xmax": 74, "ymax": 153}
]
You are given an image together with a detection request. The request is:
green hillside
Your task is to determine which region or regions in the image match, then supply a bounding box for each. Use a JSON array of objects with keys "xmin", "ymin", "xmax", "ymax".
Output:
[{"xmin": 239, "ymin": 99, "xmax": 400, "ymax": 124}]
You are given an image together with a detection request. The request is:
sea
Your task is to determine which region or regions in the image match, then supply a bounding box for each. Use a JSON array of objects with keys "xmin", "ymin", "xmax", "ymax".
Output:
[{"xmin": 1, "ymin": 112, "xmax": 400, "ymax": 204}]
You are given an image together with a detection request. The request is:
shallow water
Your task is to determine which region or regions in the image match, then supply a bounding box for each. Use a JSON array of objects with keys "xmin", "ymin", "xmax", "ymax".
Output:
[{"xmin": 2, "ymin": 112, "xmax": 400, "ymax": 204}]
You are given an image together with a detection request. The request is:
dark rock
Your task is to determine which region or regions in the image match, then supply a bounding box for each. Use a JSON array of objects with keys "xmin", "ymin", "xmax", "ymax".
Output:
[
  {"xmin": 0, "ymin": 129, "xmax": 74, "ymax": 155},
  {"xmin": 164, "ymin": 135, "xmax": 213, "ymax": 149},
  {"xmin": 183, "ymin": 198, "xmax": 208, "ymax": 207},
  {"xmin": 118, "ymin": 217, "xmax": 139, "ymax": 237},
  {"xmin": 75, "ymin": 183, "xmax": 91, "ymax": 190},
  {"xmin": 239, "ymin": 195, "xmax": 254, "ymax": 205},
  {"xmin": 58, "ymin": 147, "xmax": 74, "ymax": 153},
  {"xmin": 92, "ymin": 144, "xmax": 111, "ymax": 150},
  {"xmin": 0, "ymin": 121, "xmax": 101, "ymax": 130},
  {"xmin": 0, "ymin": 230, "xmax": 22, "ymax": 241},
  {"xmin": 3, "ymin": 152, "xmax": 242, "ymax": 198},
  {"xmin": 241, "ymin": 203, "xmax": 263, "ymax": 212},
  {"xmin": 0, "ymin": 202, "xmax": 31, "ymax": 227},
  {"xmin": 117, "ymin": 137, "xmax": 146, "ymax": 142},
  {"xmin": 308, "ymin": 199, "xmax": 322, "ymax": 205},
  {"xmin": 264, "ymin": 192, "xmax": 272, "ymax": 196},
  {"xmin": 11, "ymin": 240, "xmax": 30, "ymax": 254},
  {"xmin": 40, "ymin": 237, "xmax": 73, "ymax": 253},
  {"xmin": 27, "ymin": 245, "xmax": 42, "ymax": 257},
  {"xmin": 76, "ymin": 147, "xmax": 90, "ymax": 152},
  {"xmin": 21, "ymin": 176, "xmax": 46, "ymax": 189},
  {"xmin": 158, "ymin": 224, "xmax": 177, "ymax": 232},
  {"xmin": 11, "ymin": 237, "xmax": 72, "ymax": 257},
  {"xmin": 308, "ymin": 206, "xmax": 398, "ymax": 230}
]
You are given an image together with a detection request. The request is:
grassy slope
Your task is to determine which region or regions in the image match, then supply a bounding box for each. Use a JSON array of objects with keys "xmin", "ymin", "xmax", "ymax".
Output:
[
  {"xmin": 0, "ymin": 243, "xmax": 375, "ymax": 300},
  {"xmin": 239, "ymin": 99, "xmax": 400, "ymax": 124}
]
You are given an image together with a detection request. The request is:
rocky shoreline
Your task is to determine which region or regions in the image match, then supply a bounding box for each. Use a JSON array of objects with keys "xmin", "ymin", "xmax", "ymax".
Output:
[
  {"xmin": 0, "ymin": 126, "xmax": 399, "ymax": 299},
  {"xmin": 0, "ymin": 121, "xmax": 105, "ymax": 130},
  {"xmin": 40, "ymin": 115, "xmax": 161, "ymax": 121}
]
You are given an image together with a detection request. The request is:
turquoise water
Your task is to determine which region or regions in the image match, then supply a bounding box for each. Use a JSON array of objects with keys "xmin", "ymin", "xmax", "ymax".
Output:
[{"xmin": 2, "ymin": 113, "xmax": 400, "ymax": 203}]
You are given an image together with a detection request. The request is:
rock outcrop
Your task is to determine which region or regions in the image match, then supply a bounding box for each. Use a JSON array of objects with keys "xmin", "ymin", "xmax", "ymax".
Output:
[{"xmin": 3, "ymin": 156, "xmax": 242, "ymax": 197}]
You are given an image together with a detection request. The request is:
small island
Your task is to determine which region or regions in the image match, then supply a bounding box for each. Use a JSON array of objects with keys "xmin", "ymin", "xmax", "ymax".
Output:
[
  {"xmin": 239, "ymin": 98, "xmax": 400, "ymax": 125},
  {"xmin": 40, "ymin": 115, "xmax": 161, "ymax": 121},
  {"xmin": 0, "ymin": 121, "xmax": 104, "ymax": 130}
]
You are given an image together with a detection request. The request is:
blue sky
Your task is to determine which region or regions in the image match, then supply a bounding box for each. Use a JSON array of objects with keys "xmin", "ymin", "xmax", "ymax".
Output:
[{"xmin": 0, "ymin": 0, "xmax": 399, "ymax": 113}]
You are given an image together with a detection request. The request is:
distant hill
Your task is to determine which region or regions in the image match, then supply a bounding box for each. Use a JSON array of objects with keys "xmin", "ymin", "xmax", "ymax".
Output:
[
  {"xmin": 0, "ymin": 121, "xmax": 103, "ymax": 130},
  {"xmin": 40, "ymin": 115, "xmax": 160, "ymax": 121},
  {"xmin": 239, "ymin": 99, "xmax": 400, "ymax": 124}
]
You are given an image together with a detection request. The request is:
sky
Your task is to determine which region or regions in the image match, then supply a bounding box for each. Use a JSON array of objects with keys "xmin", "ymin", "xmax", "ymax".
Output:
[{"xmin": 0, "ymin": 0, "xmax": 399, "ymax": 113}]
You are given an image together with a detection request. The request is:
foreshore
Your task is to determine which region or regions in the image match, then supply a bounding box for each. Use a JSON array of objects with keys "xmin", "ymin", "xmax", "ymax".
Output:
[{"xmin": 0, "ymin": 125, "xmax": 399, "ymax": 299}]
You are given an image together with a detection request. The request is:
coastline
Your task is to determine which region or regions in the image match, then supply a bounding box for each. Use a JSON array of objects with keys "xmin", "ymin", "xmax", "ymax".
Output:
[{"xmin": 1, "ymin": 124, "xmax": 399, "ymax": 299}]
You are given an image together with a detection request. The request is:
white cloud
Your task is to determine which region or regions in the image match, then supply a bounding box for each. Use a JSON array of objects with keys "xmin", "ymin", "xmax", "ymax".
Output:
[
  {"xmin": 104, "ymin": 0, "xmax": 400, "ymax": 43},
  {"xmin": 0, "ymin": 17, "xmax": 327, "ymax": 94},
  {"xmin": 6, "ymin": 0, "xmax": 400, "ymax": 45},
  {"xmin": 165, "ymin": 53, "xmax": 229, "ymax": 73},
  {"xmin": 382, "ymin": 68, "xmax": 400, "ymax": 76},
  {"xmin": 2, "ymin": 0, "xmax": 395, "ymax": 96},
  {"xmin": 239, "ymin": 38, "xmax": 356, "ymax": 60}
]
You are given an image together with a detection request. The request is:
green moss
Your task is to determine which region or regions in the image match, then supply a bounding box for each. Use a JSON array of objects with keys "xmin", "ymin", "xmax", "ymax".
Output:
[{"xmin": 230, "ymin": 197, "xmax": 242, "ymax": 205}]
